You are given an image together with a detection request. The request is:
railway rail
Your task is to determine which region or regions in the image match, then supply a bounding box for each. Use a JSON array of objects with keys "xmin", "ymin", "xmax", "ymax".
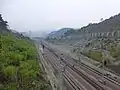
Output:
[
  {"xmin": 42, "ymin": 50, "xmax": 82, "ymax": 90},
  {"xmin": 42, "ymin": 44, "xmax": 107, "ymax": 90},
  {"xmin": 43, "ymin": 42, "xmax": 120, "ymax": 87}
]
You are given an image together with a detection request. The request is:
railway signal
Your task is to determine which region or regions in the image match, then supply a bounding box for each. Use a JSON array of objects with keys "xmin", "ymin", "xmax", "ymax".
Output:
[{"xmin": 76, "ymin": 47, "xmax": 81, "ymax": 65}]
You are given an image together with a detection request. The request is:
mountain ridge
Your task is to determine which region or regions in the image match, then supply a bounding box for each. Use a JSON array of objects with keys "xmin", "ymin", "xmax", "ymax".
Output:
[
  {"xmin": 47, "ymin": 28, "xmax": 75, "ymax": 38},
  {"xmin": 47, "ymin": 13, "xmax": 120, "ymax": 39}
]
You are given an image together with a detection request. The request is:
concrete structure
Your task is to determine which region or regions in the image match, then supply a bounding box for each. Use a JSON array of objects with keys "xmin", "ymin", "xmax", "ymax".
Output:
[{"xmin": 86, "ymin": 30, "xmax": 120, "ymax": 39}]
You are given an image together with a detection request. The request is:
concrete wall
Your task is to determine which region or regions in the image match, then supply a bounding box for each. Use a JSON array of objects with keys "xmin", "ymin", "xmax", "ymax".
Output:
[{"xmin": 86, "ymin": 31, "xmax": 120, "ymax": 38}]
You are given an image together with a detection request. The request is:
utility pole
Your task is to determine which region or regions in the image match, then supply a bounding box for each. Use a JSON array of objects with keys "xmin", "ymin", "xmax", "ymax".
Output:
[
  {"xmin": 99, "ymin": 18, "xmax": 106, "ymax": 84},
  {"xmin": 100, "ymin": 17, "xmax": 106, "ymax": 84},
  {"xmin": 76, "ymin": 47, "xmax": 81, "ymax": 65},
  {"xmin": 101, "ymin": 43, "xmax": 106, "ymax": 84}
]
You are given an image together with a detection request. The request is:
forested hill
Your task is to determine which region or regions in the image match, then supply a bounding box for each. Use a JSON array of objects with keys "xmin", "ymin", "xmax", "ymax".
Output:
[
  {"xmin": 78, "ymin": 13, "xmax": 120, "ymax": 33},
  {"xmin": 54, "ymin": 13, "xmax": 120, "ymax": 37},
  {"xmin": 0, "ymin": 14, "xmax": 50, "ymax": 90},
  {"xmin": 47, "ymin": 28, "xmax": 74, "ymax": 38}
]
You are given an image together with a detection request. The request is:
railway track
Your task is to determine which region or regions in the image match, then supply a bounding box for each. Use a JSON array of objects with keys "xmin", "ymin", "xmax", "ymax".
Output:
[
  {"xmin": 42, "ymin": 50, "xmax": 82, "ymax": 90},
  {"xmin": 63, "ymin": 73, "xmax": 82, "ymax": 90},
  {"xmin": 42, "ymin": 45, "xmax": 107, "ymax": 90},
  {"xmin": 60, "ymin": 56, "xmax": 105, "ymax": 90},
  {"xmin": 62, "ymin": 52, "xmax": 120, "ymax": 86},
  {"xmin": 57, "ymin": 48, "xmax": 120, "ymax": 87},
  {"xmin": 44, "ymin": 43, "xmax": 120, "ymax": 87},
  {"xmin": 79, "ymin": 62, "xmax": 120, "ymax": 86}
]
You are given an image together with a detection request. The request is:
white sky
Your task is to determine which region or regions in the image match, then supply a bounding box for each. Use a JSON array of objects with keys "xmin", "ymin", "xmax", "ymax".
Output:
[{"xmin": 0, "ymin": 0, "xmax": 120, "ymax": 32}]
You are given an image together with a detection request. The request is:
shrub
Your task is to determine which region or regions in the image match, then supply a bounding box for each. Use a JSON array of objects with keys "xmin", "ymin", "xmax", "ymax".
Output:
[{"xmin": 3, "ymin": 66, "xmax": 17, "ymax": 80}]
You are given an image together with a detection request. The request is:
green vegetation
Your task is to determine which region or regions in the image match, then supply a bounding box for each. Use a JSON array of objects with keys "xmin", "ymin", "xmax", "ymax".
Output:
[
  {"xmin": 72, "ymin": 46, "xmax": 103, "ymax": 62},
  {"xmin": 0, "ymin": 34, "xmax": 50, "ymax": 90},
  {"xmin": 82, "ymin": 50, "xmax": 103, "ymax": 61},
  {"xmin": 105, "ymin": 40, "xmax": 120, "ymax": 60},
  {"xmin": 0, "ymin": 14, "xmax": 50, "ymax": 90},
  {"xmin": 109, "ymin": 47, "xmax": 120, "ymax": 59}
]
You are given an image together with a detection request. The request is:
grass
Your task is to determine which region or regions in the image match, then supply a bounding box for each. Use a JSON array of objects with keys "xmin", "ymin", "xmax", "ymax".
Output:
[
  {"xmin": 0, "ymin": 33, "xmax": 50, "ymax": 90},
  {"xmin": 108, "ymin": 47, "xmax": 120, "ymax": 59},
  {"xmin": 82, "ymin": 50, "xmax": 103, "ymax": 61}
]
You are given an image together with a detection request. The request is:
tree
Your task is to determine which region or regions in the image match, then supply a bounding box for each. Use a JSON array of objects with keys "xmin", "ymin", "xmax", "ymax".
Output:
[{"xmin": 0, "ymin": 14, "xmax": 8, "ymax": 31}]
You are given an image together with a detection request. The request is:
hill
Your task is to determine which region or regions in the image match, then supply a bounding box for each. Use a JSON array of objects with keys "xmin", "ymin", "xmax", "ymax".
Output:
[
  {"xmin": 47, "ymin": 28, "xmax": 75, "ymax": 39},
  {"xmin": 78, "ymin": 13, "xmax": 120, "ymax": 33},
  {"xmin": 48, "ymin": 13, "xmax": 120, "ymax": 41},
  {"xmin": 64, "ymin": 13, "xmax": 120, "ymax": 37},
  {"xmin": 0, "ymin": 14, "xmax": 50, "ymax": 90},
  {"xmin": 46, "ymin": 13, "xmax": 120, "ymax": 41}
]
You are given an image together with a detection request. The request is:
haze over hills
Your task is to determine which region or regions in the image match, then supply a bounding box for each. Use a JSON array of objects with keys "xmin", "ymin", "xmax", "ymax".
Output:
[
  {"xmin": 45, "ymin": 13, "xmax": 120, "ymax": 75},
  {"xmin": 31, "ymin": 31, "xmax": 48, "ymax": 37},
  {"xmin": 21, "ymin": 31, "xmax": 49, "ymax": 37},
  {"xmin": 2, "ymin": 0, "xmax": 120, "ymax": 89},
  {"xmin": 46, "ymin": 13, "xmax": 120, "ymax": 39},
  {"xmin": 47, "ymin": 28, "xmax": 75, "ymax": 38}
]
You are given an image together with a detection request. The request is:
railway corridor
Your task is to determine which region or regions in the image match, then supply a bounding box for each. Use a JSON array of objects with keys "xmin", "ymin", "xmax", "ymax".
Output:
[{"xmin": 40, "ymin": 43, "xmax": 120, "ymax": 90}]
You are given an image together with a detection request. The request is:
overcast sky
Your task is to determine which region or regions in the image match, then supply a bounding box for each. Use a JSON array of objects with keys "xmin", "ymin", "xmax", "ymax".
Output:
[{"xmin": 0, "ymin": 0, "xmax": 120, "ymax": 32}]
